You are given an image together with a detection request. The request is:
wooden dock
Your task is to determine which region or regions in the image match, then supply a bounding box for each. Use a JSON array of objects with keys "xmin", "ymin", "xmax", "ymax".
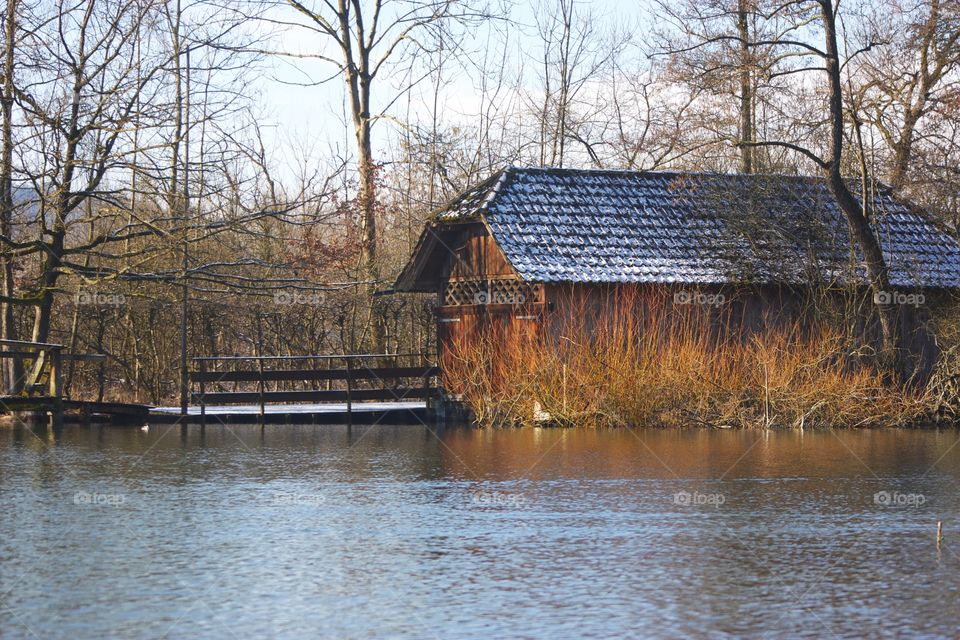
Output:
[
  {"xmin": 0, "ymin": 398, "xmax": 151, "ymax": 425},
  {"xmin": 0, "ymin": 345, "xmax": 445, "ymax": 427},
  {"xmin": 63, "ymin": 400, "xmax": 151, "ymax": 424},
  {"xmin": 149, "ymin": 401, "xmax": 430, "ymax": 424}
]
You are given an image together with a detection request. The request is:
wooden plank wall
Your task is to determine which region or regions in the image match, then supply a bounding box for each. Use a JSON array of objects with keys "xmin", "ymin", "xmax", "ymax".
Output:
[
  {"xmin": 446, "ymin": 226, "xmax": 518, "ymax": 282},
  {"xmin": 431, "ymin": 225, "xmax": 940, "ymax": 380}
]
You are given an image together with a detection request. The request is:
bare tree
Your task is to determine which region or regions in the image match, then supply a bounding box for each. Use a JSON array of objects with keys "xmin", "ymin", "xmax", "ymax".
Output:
[
  {"xmin": 652, "ymin": 0, "xmax": 790, "ymax": 173},
  {"xmin": 9, "ymin": 0, "xmax": 174, "ymax": 344},
  {"xmin": 725, "ymin": 0, "xmax": 903, "ymax": 372},
  {"xmin": 0, "ymin": 0, "xmax": 21, "ymax": 391},
  {"xmin": 268, "ymin": 0, "xmax": 484, "ymax": 350},
  {"xmin": 527, "ymin": 0, "xmax": 626, "ymax": 167},
  {"xmin": 858, "ymin": 0, "xmax": 960, "ymax": 191}
]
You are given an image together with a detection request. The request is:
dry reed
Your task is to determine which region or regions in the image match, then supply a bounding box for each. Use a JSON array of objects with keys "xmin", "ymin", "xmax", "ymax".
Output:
[{"xmin": 441, "ymin": 289, "xmax": 930, "ymax": 428}]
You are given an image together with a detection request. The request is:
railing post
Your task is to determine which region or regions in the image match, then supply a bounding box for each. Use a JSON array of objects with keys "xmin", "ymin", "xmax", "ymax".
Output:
[
  {"xmin": 257, "ymin": 356, "xmax": 265, "ymax": 426},
  {"xmin": 345, "ymin": 356, "xmax": 353, "ymax": 426},
  {"xmin": 423, "ymin": 358, "xmax": 431, "ymax": 411},
  {"xmin": 49, "ymin": 347, "xmax": 63, "ymax": 428},
  {"xmin": 198, "ymin": 359, "xmax": 206, "ymax": 426},
  {"xmin": 26, "ymin": 347, "xmax": 44, "ymax": 393}
]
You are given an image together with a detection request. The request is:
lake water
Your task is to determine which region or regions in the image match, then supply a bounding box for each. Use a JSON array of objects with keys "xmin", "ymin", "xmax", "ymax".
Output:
[{"xmin": 1, "ymin": 423, "xmax": 959, "ymax": 639}]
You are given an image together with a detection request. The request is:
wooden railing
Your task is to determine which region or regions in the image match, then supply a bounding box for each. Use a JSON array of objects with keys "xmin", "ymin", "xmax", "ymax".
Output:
[
  {"xmin": 0, "ymin": 339, "xmax": 107, "ymax": 420},
  {"xmin": 0, "ymin": 339, "xmax": 64, "ymax": 413},
  {"xmin": 190, "ymin": 353, "xmax": 440, "ymax": 423}
]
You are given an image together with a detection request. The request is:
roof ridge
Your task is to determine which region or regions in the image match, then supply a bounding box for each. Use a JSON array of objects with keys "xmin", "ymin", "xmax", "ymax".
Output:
[
  {"xmin": 507, "ymin": 164, "xmax": 843, "ymax": 182},
  {"xmin": 479, "ymin": 167, "xmax": 511, "ymax": 211},
  {"xmin": 427, "ymin": 169, "xmax": 506, "ymax": 222}
]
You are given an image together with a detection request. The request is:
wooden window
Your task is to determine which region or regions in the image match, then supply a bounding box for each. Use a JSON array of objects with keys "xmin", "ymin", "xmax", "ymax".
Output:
[{"xmin": 443, "ymin": 278, "xmax": 542, "ymax": 306}]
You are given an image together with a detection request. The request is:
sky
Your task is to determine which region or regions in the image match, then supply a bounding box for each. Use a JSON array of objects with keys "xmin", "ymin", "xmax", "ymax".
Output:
[{"xmin": 251, "ymin": 0, "xmax": 654, "ymax": 180}]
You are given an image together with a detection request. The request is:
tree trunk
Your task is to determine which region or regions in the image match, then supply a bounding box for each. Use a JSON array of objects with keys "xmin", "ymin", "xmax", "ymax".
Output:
[
  {"xmin": 1, "ymin": 0, "xmax": 18, "ymax": 392},
  {"xmin": 33, "ymin": 0, "xmax": 83, "ymax": 344},
  {"xmin": 339, "ymin": 0, "xmax": 382, "ymax": 353},
  {"xmin": 356, "ymin": 117, "xmax": 383, "ymax": 352},
  {"xmin": 888, "ymin": 110, "xmax": 920, "ymax": 190},
  {"xmin": 31, "ymin": 232, "xmax": 63, "ymax": 344},
  {"xmin": 820, "ymin": 0, "xmax": 902, "ymax": 375},
  {"xmin": 737, "ymin": 0, "xmax": 753, "ymax": 174}
]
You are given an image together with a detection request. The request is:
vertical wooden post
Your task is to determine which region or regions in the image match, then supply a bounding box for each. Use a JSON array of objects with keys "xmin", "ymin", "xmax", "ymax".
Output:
[
  {"xmin": 257, "ymin": 355, "xmax": 265, "ymax": 427},
  {"xmin": 423, "ymin": 355, "xmax": 431, "ymax": 412},
  {"xmin": 198, "ymin": 359, "xmax": 206, "ymax": 426},
  {"xmin": 763, "ymin": 360, "xmax": 770, "ymax": 429},
  {"xmin": 49, "ymin": 347, "xmax": 63, "ymax": 428},
  {"xmin": 346, "ymin": 356, "xmax": 354, "ymax": 424},
  {"xmin": 255, "ymin": 313, "xmax": 265, "ymax": 428},
  {"xmin": 562, "ymin": 362, "xmax": 567, "ymax": 415}
]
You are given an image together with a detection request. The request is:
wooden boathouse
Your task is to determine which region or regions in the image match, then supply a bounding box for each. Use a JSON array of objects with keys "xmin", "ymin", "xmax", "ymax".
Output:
[{"xmin": 394, "ymin": 167, "xmax": 960, "ymax": 374}]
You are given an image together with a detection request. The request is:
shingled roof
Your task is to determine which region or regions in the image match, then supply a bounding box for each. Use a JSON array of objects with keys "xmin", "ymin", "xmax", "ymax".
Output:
[{"xmin": 395, "ymin": 166, "xmax": 960, "ymax": 292}]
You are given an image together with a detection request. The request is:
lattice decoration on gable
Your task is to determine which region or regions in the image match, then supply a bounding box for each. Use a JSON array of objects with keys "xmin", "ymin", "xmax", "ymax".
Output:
[{"xmin": 444, "ymin": 278, "xmax": 541, "ymax": 306}]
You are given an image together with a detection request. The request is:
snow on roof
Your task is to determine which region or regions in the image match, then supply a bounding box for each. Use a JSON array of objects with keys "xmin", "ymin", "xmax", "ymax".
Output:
[{"xmin": 397, "ymin": 166, "xmax": 960, "ymax": 290}]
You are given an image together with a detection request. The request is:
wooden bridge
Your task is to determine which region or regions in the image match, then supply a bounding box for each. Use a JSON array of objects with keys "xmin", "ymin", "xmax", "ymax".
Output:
[
  {"xmin": 0, "ymin": 342, "xmax": 446, "ymax": 426},
  {"xmin": 152, "ymin": 353, "xmax": 443, "ymax": 425}
]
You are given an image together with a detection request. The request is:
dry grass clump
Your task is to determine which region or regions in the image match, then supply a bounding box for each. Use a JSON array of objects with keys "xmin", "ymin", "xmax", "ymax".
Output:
[{"xmin": 441, "ymin": 289, "xmax": 929, "ymax": 428}]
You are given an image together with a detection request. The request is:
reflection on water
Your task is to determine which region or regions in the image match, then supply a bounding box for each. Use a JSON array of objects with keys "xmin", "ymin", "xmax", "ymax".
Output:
[{"xmin": 1, "ymin": 423, "xmax": 959, "ymax": 639}]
